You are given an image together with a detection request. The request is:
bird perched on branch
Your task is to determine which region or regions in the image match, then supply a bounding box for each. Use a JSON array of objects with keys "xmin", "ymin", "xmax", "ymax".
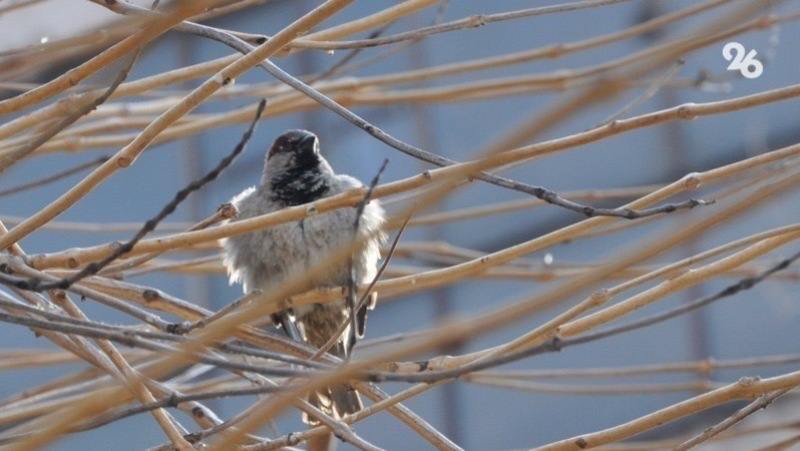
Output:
[{"xmin": 223, "ymin": 129, "xmax": 385, "ymax": 423}]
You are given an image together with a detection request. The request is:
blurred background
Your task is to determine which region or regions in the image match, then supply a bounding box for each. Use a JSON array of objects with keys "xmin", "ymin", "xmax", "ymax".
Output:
[{"xmin": 1, "ymin": 1, "xmax": 799, "ymax": 449}]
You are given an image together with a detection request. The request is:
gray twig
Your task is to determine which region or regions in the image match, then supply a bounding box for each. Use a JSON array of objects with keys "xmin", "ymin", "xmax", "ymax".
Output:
[
  {"xmin": 314, "ymin": 213, "xmax": 410, "ymax": 360},
  {"xmin": 674, "ymin": 387, "xmax": 793, "ymax": 451},
  {"xmin": 0, "ymin": 155, "xmax": 109, "ymax": 197},
  {"xmin": 347, "ymin": 158, "xmax": 389, "ymax": 350}
]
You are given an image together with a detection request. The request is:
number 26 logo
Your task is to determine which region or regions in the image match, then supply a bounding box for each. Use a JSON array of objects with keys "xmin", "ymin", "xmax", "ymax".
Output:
[{"xmin": 722, "ymin": 42, "xmax": 764, "ymax": 79}]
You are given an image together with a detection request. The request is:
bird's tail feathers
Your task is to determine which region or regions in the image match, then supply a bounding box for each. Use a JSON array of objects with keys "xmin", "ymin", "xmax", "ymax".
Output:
[
  {"xmin": 274, "ymin": 311, "xmax": 363, "ymax": 425},
  {"xmin": 303, "ymin": 341, "xmax": 362, "ymax": 425}
]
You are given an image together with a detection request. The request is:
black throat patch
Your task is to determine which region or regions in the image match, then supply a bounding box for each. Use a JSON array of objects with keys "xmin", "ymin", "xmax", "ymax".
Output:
[{"xmin": 268, "ymin": 153, "xmax": 330, "ymax": 206}]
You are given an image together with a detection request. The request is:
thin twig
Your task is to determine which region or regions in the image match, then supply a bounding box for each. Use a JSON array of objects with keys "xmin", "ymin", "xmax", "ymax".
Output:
[
  {"xmin": 307, "ymin": 0, "xmax": 447, "ymax": 82},
  {"xmin": 0, "ymin": 156, "xmax": 109, "ymax": 197},
  {"xmin": 288, "ymin": 0, "xmax": 638, "ymax": 50},
  {"xmin": 598, "ymin": 59, "xmax": 684, "ymax": 126},
  {"xmin": 305, "ymin": 26, "xmax": 390, "ymax": 83},
  {"xmin": 475, "ymin": 354, "xmax": 800, "ymax": 380},
  {"xmin": 99, "ymin": 203, "xmax": 236, "ymax": 276},
  {"xmin": 674, "ymin": 388, "xmax": 793, "ymax": 450},
  {"xmin": 314, "ymin": 214, "xmax": 411, "ymax": 360},
  {"xmin": 347, "ymin": 158, "xmax": 389, "ymax": 349}
]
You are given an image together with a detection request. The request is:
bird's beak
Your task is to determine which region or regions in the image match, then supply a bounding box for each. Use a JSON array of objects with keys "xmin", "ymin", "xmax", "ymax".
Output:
[{"xmin": 299, "ymin": 134, "xmax": 317, "ymax": 149}]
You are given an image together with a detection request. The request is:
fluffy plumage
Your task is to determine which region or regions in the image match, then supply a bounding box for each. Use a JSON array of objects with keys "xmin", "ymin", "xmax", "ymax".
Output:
[{"xmin": 222, "ymin": 129, "xmax": 385, "ymax": 422}]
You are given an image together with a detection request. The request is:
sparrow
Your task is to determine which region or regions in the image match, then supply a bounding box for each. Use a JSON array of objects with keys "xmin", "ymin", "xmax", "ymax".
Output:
[{"xmin": 222, "ymin": 129, "xmax": 386, "ymax": 423}]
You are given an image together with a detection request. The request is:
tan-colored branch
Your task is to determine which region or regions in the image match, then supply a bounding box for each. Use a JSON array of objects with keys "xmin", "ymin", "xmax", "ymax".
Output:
[
  {"xmin": 558, "ymin": 230, "xmax": 800, "ymax": 336},
  {"xmin": 0, "ymin": 1, "xmax": 209, "ymax": 115},
  {"xmin": 0, "ymin": 0, "xmax": 755, "ymax": 147},
  {"xmin": 50, "ymin": 291, "xmax": 193, "ymax": 450},
  {"xmin": 302, "ymin": 0, "xmax": 438, "ymax": 41},
  {"xmin": 535, "ymin": 373, "xmax": 800, "ymax": 450},
  {"xmin": 24, "ymin": 83, "xmax": 800, "ymax": 268}
]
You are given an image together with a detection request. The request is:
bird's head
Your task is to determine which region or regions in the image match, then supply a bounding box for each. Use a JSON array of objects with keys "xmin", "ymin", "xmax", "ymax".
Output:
[
  {"xmin": 268, "ymin": 129, "xmax": 318, "ymax": 159},
  {"xmin": 262, "ymin": 129, "xmax": 333, "ymax": 204}
]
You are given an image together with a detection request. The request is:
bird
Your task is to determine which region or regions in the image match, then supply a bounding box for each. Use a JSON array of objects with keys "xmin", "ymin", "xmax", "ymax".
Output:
[{"xmin": 222, "ymin": 129, "xmax": 386, "ymax": 424}]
